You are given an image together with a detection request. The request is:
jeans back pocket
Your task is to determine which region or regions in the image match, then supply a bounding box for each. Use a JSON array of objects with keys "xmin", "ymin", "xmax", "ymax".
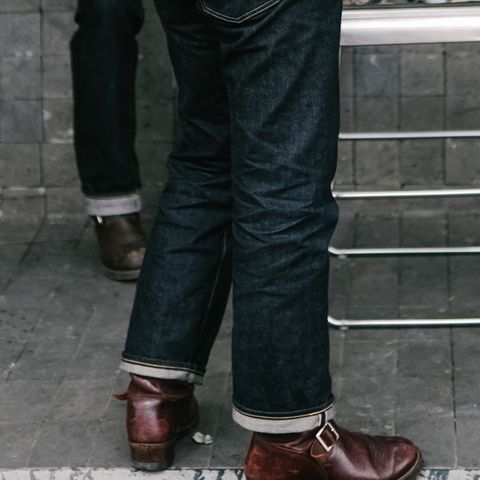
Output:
[{"xmin": 198, "ymin": 0, "xmax": 280, "ymax": 23}]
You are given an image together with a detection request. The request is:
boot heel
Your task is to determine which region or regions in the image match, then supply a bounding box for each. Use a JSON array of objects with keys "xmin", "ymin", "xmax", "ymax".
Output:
[{"xmin": 130, "ymin": 441, "xmax": 175, "ymax": 471}]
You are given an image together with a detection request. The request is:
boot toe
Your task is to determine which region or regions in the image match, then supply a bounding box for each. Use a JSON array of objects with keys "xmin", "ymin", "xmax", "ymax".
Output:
[{"xmin": 392, "ymin": 438, "xmax": 422, "ymax": 479}]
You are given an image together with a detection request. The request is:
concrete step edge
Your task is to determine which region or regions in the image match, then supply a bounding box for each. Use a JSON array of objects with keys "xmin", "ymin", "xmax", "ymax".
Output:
[{"xmin": 1, "ymin": 469, "xmax": 480, "ymax": 480}]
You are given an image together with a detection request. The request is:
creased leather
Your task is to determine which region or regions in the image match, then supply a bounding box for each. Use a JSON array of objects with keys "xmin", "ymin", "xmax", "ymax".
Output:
[
  {"xmin": 245, "ymin": 421, "xmax": 421, "ymax": 480},
  {"xmin": 122, "ymin": 374, "xmax": 198, "ymax": 444},
  {"xmin": 93, "ymin": 213, "xmax": 146, "ymax": 271}
]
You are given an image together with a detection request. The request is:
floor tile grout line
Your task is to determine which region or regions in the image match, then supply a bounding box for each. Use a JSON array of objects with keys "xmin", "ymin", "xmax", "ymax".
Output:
[
  {"xmin": 449, "ymin": 328, "xmax": 458, "ymax": 468},
  {"xmin": 445, "ymin": 210, "xmax": 452, "ymax": 315},
  {"xmin": 338, "ymin": 330, "xmax": 346, "ymax": 380},
  {"xmin": 345, "ymin": 211, "xmax": 359, "ymax": 318},
  {"xmin": 445, "ymin": 208, "xmax": 458, "ymax": 467},
  {"xmin": 85, "ymin": 348, "xmax": 122, "ymax": 466},
  {"xmin": 397, "ymin": 211, "xmax": 403, "ymax": 321},
  {"xmin": 206, "ymin": 369, "xmax": 234, "ymax": 469},
  {"xmin": 17, "ymin": 216, "xmax": 46, "ymax": 268},
  {"xmin": 0, "ymin": 214, "xmax": 87, "ymax": 250},
  {"xmin": 0, "ymin": 217, "xmax": 47, "ymax": 293},
  {"xmin": 4, "ymin": 264, "xmax": 61, "ymax": 383},
  {"xmin": 7, "ymin": 281, "xmax": 69, "ymax": 466},
  {"xmin": 74, "ymin": 217, "xmax": 94, "ymax": 251},
  {"xmin": 24, "ymin": 286, "xmax": 100, "ymax": 468},
  {"xmin": 393, "ymin": 338, "xmax": 399, "ymax": 437},
  {"xmin": 0, "ymin": 241, "xmax": 42, "ymax": 248},
  {"xmin": 85, "ymin": 412, "xmax": 112, "ymax": 467},
  {"xmin": 61, "ymin": 301, "xmax": 113, "ymax": 467},
  {"xmin": 73, "ymin": 217, "xmax": 92, "ymax": 253}
]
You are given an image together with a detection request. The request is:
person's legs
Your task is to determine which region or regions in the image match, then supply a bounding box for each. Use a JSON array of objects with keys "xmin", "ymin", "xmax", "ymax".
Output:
[
  {"xmin": 118, "ymin": 0, "xmax": 421, "ymax": 476},
  {"xmin": 71, "ymin": 0, "xmax": 146, "ymax": 280},
  {"xmin": 208, "ymin": 7, "xmax": 419, "ymax": 479}
]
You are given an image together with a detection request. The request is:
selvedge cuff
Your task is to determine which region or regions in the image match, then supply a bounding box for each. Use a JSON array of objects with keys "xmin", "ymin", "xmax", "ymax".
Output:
[
  {"xmin": 120, "ymin": 359, "xmax": 204, "ymax": 385},
  {"xmin": 232, "ymin": 402, "xmax": 336, "ymax": 434},
  {"xmin": 84, "ymin": 192, "xmax": 142, "ymax": 216}
]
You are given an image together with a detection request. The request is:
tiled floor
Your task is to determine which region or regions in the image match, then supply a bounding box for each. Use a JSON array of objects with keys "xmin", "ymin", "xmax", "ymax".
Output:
[{"xmin": 0, "ymin": 213, "xmax": 479, "ymax": 471}]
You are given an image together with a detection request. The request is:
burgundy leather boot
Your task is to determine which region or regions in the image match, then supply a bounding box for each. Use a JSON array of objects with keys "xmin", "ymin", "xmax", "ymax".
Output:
[
  {"xmin": 244, "ymin": 421, "xmax": 422, "ymax": 480},
  {"xmin": 115, "ymin": 374, "xmax": 199, "ymax": 470},
  {"xmin": 92, "ymin": 213, "xmax": 146, "ymax": 281}
]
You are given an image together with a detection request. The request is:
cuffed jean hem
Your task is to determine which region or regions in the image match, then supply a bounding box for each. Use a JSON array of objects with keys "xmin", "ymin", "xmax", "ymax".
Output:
[
  {"xmin": 232, "ymin": 402, "xmax": 336, "ymax": 434},
  {"xmin": 84, "ymin": 192, "xmax": 142, "ymax": 217},
  {"xmin": 120, "ymin": 359, "xmax": 204, "ymax": 385}
]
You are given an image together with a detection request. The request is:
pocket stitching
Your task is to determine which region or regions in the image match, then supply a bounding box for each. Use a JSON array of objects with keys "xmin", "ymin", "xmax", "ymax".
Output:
[{"xmin": 198, "ymin": 0, "xmax": 280, "ymax": 23}]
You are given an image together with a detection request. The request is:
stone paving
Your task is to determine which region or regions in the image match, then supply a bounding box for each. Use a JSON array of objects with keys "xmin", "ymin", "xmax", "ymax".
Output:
[
  {"xmin": 2, "ymin": 469, "xmax": 480, "ymax": 480},
  {"xmin": 1, "ymin": 212, "xmax": 480, "ymax": 473}
]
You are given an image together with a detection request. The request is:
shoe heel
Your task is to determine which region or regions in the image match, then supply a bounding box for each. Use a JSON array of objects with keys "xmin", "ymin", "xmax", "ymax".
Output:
[{"xmin": 130, "ymin": 441, "xmax": 175, "ymax": 471}]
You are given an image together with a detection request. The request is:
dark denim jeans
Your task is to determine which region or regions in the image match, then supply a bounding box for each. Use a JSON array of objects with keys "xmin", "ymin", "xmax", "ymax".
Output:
[
  {"xmin": 122, "ymin": 0, "xmax": 342, "ymax": 433},
  {"xmin": 71, "ymin": 0, "xmax": 144, "ymax": 212}
]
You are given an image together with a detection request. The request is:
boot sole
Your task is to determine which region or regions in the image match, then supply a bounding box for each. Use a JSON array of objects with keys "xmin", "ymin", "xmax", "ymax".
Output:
[
  {"xmin": 102, "ymin": 266, "xmax": 141, "ymax": 281},
  {"xmin": 130, "ymin": 413, "xmax": 199, "ymax": 471}
]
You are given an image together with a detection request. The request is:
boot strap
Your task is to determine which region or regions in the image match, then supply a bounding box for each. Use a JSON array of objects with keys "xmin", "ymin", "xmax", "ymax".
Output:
[{"xmin": 315, "ymin": 421, "xmax": 340, "ymax": 453}]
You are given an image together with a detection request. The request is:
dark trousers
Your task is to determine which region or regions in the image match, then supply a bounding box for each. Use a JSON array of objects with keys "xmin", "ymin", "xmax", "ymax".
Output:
[
  {"xmin": 121, "ymin": 0, "xmax": 342, "ymax": 433},
  {"xmin": 71, "ymin": 0, "xmax": 144, "ymax": 213}
]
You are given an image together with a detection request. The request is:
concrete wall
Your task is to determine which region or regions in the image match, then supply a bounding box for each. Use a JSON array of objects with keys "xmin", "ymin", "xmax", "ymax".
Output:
[
  {"xmin": 1, "ymin": 1, "xmax": 480, "ymax": 216},
  {"xmin": 338, "ymin": 43, "xmax": 480, "ymax": 192}
]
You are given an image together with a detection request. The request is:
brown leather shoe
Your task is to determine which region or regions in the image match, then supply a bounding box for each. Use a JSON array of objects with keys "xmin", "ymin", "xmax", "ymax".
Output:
[
  {"xmin": 244, "ymin": 421, "xmax": 422, "ymax": 480},
  {"xmin": 92, "ymin": 213, "xmax": 146, "ymax": 281},
  {"xmin": 115, "ymin": 374, "xmax": 199, "ymax": 471}
]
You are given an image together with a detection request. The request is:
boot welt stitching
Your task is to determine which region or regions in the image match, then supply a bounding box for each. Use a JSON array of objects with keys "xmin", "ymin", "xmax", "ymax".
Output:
[{"xmin": 396, "ymin": 449, "xmax": 423, "ymax": 480}]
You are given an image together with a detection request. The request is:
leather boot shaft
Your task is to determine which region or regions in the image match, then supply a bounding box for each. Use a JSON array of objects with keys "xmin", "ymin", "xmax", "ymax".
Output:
[
  {"xmin": 117, "ymin": 374, "xmax": 199, "ymax": 470},
  {"xmin": 93, "ymin": 213, "xmax": 146, "ymax": 280},
  {"xmin": 125, "ymin": 374, "xmax": 198, "ymax": 444}
]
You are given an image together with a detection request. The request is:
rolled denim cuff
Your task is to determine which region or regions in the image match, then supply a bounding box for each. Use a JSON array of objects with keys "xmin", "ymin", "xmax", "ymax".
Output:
[
  {"xmin": 84, "ymin": 192, "xmax": 142, "ymax": 216},
  {"xmin": 120, "ymin": 359, "xmax": 204, "ymax": 385},
  {"xmin": 232, "ymin": 402, "xmax": 335, "ymax": 434}
]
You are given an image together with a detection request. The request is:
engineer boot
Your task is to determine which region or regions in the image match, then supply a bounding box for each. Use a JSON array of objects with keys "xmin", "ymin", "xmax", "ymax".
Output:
[
  {"xmin": 244, "ymin": 420, "xmax": 422, "ymax": 480},
  {"xmin": 92, "ymin": 213, "xmax": 146, "ymax": 281},
  {"xmin": 115, "ymin": 374, "xmax": 199, "ymax": 471}
]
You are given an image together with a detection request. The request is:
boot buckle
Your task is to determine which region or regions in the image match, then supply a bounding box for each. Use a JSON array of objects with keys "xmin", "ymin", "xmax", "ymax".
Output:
[{"xmin": 315, "ymin": 421, "xmax": 340, "ymax": 453}]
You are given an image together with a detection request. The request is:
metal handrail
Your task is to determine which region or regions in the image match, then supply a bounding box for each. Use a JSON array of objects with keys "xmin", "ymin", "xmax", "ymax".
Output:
[
  {"xmin": 341, "ymin": 6, "xmax": 480, "ymax": 45},
  {"xmin": 329, "ymin": 246, "xmax": 480, "ymax": 256},
  {"xmin": 333, "ymin": 188, "xmax": 480, "ymax": 199},
  {"xmin": 328, "ymin": 316, "xmax": 480, "ymax": 329},
  {"xmin": 340, "ymin": 130, "xmax": 480, "ymax": 140}
]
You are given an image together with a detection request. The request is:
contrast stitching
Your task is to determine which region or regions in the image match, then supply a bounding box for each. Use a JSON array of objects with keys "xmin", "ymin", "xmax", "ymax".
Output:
[
  {"xmin": 397, "ymin": 451, "xmax": 423, "ymax": 480},
  {"xmin": 121, "ymin": 357, "xmax": 204, "ymax": 376},
  {"xmin": 198, "ymin": 0, "xmax": 280, "ymax": 23},
  {"xmin": 198, "ymin": 227, "xmax": 228, "ymax": 341},
  {"xmin": 233, "ymin": 403, "xmax": 335, "ymax": 421},
  {"xmin": 85, "ymin": 191, "xmax": 142, "ymax": 200}
]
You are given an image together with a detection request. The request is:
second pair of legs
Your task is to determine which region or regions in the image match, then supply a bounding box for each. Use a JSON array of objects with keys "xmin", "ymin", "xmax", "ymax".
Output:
[
  {"xmin": 71, "ymin": 0, "xmax": 147, "ymax": 281},
  {"xmin": 116, "ymin": 375, "xmax": 422, "ymax": 479}
]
